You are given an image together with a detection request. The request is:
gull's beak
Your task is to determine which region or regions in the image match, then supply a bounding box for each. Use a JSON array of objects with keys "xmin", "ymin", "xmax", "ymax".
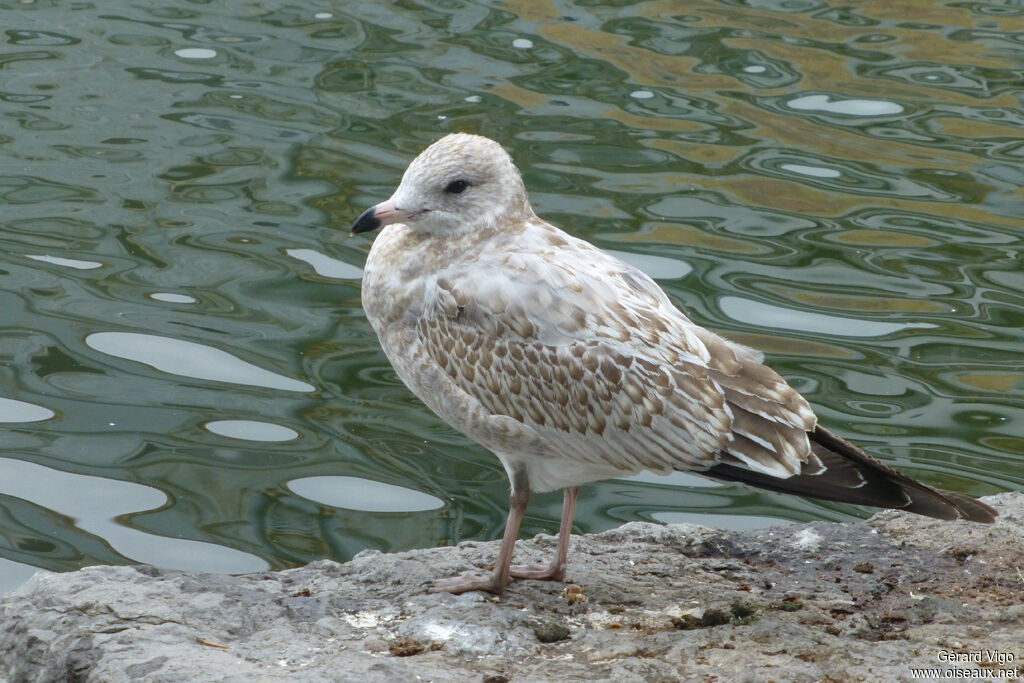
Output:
[{"xmin": 349, "ymin": 197, "xmax": 404, "ymax": 236}]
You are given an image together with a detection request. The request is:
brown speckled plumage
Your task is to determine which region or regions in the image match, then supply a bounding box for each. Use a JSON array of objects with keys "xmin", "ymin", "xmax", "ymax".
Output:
[{"xmin": 351, "ymin": 133, "xmax": 996, "ymax": 595}]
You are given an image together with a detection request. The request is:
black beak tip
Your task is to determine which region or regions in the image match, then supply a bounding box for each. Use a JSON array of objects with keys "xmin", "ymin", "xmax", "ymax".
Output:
[{"xmin": 350, "ymin": 207, "xmax": 381, "ymax": 236}]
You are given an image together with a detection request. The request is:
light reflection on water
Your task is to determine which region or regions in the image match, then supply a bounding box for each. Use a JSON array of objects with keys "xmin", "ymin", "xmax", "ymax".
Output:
[
  {"xmin": 85, "ymin": 332, "xmax": 316, "ymax": 393},
  {"xmin": 0, "ymin": 1, "xmax": 1022, "ymax": 593},
  {"xmin": 204, "ymin": 419, "xmax": 300, "ymax": 442},
  {"xmin": 288, "ymin": 476, "xmax": 445, "ymax": 513},
  {"xmin": 0, "ymin": 399, "xmax": 55, "ymax": 423}
]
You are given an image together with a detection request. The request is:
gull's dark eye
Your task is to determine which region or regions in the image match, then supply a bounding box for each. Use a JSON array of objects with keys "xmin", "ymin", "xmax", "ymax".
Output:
[{"xmin": 445, "ymin": 179, "xmax": 469, "ymax": 194}]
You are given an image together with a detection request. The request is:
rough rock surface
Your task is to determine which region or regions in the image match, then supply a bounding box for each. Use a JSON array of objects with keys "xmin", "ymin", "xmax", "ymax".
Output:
[{"xmin": 1, "ymin": 493, "xmax": 1021, "ymax": 682}]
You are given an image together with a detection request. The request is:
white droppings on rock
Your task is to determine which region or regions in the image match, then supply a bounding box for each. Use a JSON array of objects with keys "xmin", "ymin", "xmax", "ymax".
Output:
[
  {"xmin": 791, "ymin": 527, "xmax": 824, "ymax": 551},
  {"xmin": 343, "ymin": 611, "xmax": 388, "ymax": 629}
]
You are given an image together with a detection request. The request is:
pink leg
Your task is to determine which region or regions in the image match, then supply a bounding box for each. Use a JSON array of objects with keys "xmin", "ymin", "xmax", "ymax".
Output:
[
  {"xmin": 509, "ymin": 486, "xmax": 579, "ymax": 581},
  {"xmin": 430, "ymin": 481, "xmax": 531, "ymax": 595}
]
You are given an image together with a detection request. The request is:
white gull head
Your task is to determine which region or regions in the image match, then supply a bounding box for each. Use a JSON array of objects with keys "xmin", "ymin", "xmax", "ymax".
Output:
[{"xmin": 350, "ymin": 133, "xmax": 532, "ymax": 237}]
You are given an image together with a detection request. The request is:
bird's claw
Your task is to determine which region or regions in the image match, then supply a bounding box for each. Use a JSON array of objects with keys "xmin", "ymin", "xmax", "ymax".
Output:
[
  {"xmin": 509, "ymin": 562, "xmax": 565, "ymax": 581},
  {"xmin": 430, "ymin": 573, "xmax": 508, "ymax": 595}
]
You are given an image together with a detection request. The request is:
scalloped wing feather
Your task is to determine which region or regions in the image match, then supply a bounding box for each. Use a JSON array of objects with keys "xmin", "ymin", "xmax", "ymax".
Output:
[{"xmin": 397, "ymin": 219, "xmax": 819, "ymax": 489}]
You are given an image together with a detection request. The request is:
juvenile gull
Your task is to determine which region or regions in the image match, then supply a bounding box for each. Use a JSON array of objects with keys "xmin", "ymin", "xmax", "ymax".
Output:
[{"xmin": 349, "ymin": 133, "xmax": 996, "ymax": 595}]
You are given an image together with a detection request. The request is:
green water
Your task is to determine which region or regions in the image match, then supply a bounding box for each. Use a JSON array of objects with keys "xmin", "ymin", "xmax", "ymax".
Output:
[{"xmin": 0, "ymin": 0, "xmax": 1022, "ymax": 591}]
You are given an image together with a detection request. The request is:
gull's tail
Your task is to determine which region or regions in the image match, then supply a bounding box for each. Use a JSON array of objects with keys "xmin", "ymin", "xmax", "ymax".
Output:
[{"xmin": 704, "ymin": 425, "xmax": 997, "ymax": 523}]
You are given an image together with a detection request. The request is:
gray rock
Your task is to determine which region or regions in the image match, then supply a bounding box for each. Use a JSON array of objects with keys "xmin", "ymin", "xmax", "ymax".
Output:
[{"xmin": 2, "ymin": 492, "xmax": 1022, "ymax": 682}]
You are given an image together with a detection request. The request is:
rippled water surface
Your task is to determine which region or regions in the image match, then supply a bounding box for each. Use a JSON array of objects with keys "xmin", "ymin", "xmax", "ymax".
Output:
[{"xmin": 1, "ymin": 0, "xmax": 1022, "ymax": 591}]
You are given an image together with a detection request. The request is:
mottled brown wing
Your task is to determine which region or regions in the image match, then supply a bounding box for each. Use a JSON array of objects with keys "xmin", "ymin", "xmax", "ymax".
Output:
[
  {"xmin": 415, "ymin": 312, "xmax": 731, "ymax": 473},
  {"xmin": 414, "ymin": 235, "xmax": 817, "ymax": 479}
]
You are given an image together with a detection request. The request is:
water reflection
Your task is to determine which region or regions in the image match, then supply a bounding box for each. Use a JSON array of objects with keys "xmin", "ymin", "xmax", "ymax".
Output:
[
  {"xmin": 204, "ymin": 419, "xmax": 299, "ymax": 442},
  {"xmin": 174, "ymin": 48, "xmax": 218, "ymax": 60},
  {"xmin": 285, "ymin": 248, "xmax": 363, "ymax": 279},
  {"xmin": 85, "ymin": 332, "xmax": 315, "ymax": 393},
  {"xmin": 288, "ymin": 476, "xmax": 445, "ymax": 513},
  {"xmin": 787, "ymin": 94, "xmax": 904, "ymax": 116},
  {"xmin": 779, "ymin": 163, "xmax": 842, "ymax": 179},
  {"xmin": 0, "ymin": 0, "xmax": 1021, "ymax": 591},
  {"xmin": 0, "ymin": 398, "xmax": 55, "ymax": 423},
  {"xmin": 605, "ymin": 249, "xmax": 692, "ymax": 280},
  {"xmin": 719, "ymin": 296, "xmax": 937, "ymax": 337},
  {"xmin": 24, "ymin": 255, "xmax": 103, "ymax": 270},
  {"xmin": 0, "ymin": 458, "xmax": 266, "ymax": 577},
  {"xmin": 149, "ymin": 292, "xmax": 198, "ymax": 304}
]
